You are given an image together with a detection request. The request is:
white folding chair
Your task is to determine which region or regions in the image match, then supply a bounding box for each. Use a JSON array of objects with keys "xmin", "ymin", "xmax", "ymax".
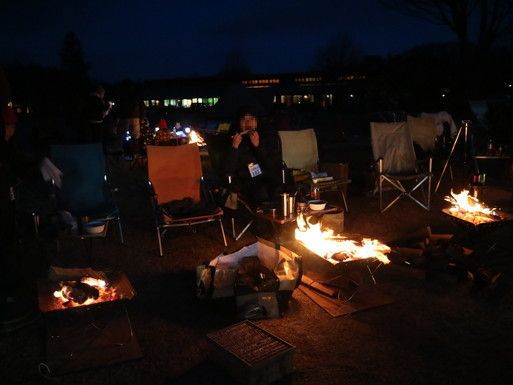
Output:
[{"xmin": 370, "ymin": 122, "xmax": 433, "ymax": 212}]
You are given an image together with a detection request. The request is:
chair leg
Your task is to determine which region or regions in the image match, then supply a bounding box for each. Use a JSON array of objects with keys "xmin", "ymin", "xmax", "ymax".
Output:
[
  {"xmin": 117, "ymin": 217, "xmax": 125, "ymax": 244},
  {"xmin": 157, "ymin": 227, "xmax": 163, "ymax": 257},
  {"xmin": 231, "ymin": 217, "xmax": 236, "ymax": 239},
  {"xmin": 219, "ymin": 219, "xmax": 227, "ymax": 247},
  {"xmin": 427, "ymin": 177, "xmax": 432, "ymax": 210},
  {"xmin": 235, "ymin": 220, "xmax": 253, "ymax": 241},
  {"xmin": 340, "ymin": 190, "xmax": 349, "ymax": 213},
  {"xmin": 32, "ymin": 213, "xmax": 39, "ymax": 239},
  {"xmin": 379, "ymin": 175, "xmax": 383, "ymax": 212}
]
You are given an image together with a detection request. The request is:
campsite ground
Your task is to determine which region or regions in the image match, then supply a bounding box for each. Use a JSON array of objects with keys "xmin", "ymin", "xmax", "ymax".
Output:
[{"xmin": 2, "ymin": 142, "xmax": 513, "ymax": 385}]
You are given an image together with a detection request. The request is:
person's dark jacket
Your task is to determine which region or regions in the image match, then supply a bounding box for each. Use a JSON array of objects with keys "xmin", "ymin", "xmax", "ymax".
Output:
[{"xmin": 224, "ymin": 136, "xmax": 272, "ymax": 183}]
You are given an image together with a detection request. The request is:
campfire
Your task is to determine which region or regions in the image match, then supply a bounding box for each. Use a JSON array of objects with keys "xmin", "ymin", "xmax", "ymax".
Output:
[
  {"xmin": 295, "ymin": 213, "xmax": 391, "ymax": 265},
  {"xmin": 444, "ymin": 189, "xmax": 500, "ymax": 225},
  {"xmin": 53, "ymin": 276, "xmax": 119, "ymax": 309},
  {"xmin": 188, "ymin": 130, "xmax": 206, "ymax": 146}
]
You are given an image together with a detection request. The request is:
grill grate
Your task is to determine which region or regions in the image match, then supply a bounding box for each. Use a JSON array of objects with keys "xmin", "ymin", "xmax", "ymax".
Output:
[{"xmin": 207, "ymin": 321, "xmax": 294, "ymax": 367}]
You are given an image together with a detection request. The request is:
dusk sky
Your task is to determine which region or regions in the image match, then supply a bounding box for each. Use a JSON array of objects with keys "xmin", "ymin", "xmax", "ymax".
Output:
[{"xmin": 0, "ymin": 0, "xmax": 455, "ymax": 81}]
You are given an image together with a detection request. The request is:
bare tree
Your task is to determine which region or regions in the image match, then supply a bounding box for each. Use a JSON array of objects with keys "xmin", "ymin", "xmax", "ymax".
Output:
[
  {"xmin": 380, "ymin": 0, "xmax": 513, "ymax": 53},
  {"xmin": 60, "ymin": 31, "xmax": 89, "ymax": 77},
  {"xmin": 313, "ymin": 33, "xmax": 363, "ymax": 73},
  {"xmin": 219, "ymin": 48, "xmax": 251, "ymax": 78}
]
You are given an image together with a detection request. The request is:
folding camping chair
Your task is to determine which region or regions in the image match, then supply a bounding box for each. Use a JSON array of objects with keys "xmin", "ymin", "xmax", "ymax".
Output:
[
  {"xmin": 49, "ymin": 143, "xmax": 124, "ymax": 243},
  {"xmin": 370, "ymin": 122, "xmax": 433, "ymax": 212},
  {"xmin": 407, "ymin": 115, "xmax": 438, "ymax": 154},
  {"xmin": 278, "ymin": 128, "xmax": 350, "ymax": 212},
  {"xmin": 203, "ymin": 133, "xmax": 254, "ymax": 241},
  {"xmin": 146, "ymin": 144, "xmax": 227, "ymax": 256}
]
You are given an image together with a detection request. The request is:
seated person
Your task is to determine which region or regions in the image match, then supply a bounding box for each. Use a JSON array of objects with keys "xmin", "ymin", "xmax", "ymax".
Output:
[{"xmin": 224, "ymin": 106, "xmax": 282, "ymax": 206}]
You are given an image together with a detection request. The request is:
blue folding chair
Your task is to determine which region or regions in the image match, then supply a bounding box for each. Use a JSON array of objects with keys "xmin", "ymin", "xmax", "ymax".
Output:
[{"xmin": 50, "ymin": 143, "xmax": 124, "ymax": 243}]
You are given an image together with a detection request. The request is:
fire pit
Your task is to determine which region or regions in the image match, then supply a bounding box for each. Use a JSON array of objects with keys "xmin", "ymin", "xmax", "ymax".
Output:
[
  {"xmin": 37, "ymin": 267, "xmax": 140, "ymax": 376},
  {"xmin": 38, "ymin": 268, "xmax": 135, "ymax": 313},
  {"xmin": 295, "ymin": 213, "xmax": 391, "ymax": 266},
  {"xmin": 442, "ymin": 189, "xmax": 513, "ymax": 230},
  {"xmin": 278, "ymin": 214, "xmax": 393, "ymax": 313}
]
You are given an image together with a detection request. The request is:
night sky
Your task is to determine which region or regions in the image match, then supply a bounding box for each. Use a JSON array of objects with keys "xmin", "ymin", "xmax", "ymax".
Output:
[{"xmin": 0, "ymin": 0, "xmax": 454, "ymax": 81}]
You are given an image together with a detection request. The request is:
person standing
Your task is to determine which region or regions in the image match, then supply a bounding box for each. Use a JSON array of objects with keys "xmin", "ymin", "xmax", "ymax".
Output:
[{"xmin": 83, "ymin": 85, "xmax": 111, "ymax": 143}]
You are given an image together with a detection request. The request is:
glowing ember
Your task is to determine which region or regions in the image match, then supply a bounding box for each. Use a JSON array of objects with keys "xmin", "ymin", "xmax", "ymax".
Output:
[
  {"xmin": 188, "ymin": 130, "xmax": 206, "ymax": 146},
  {"xmin": 444, "ymin": 189, "xmax": 499, "ymax": 225},
  {"xmin": 52, "ymin": 276, "xmax": 118, "ymax": 308},
  {"xmin": 295, "ymin": 213, "xmax": 391, "ymax": 264}
]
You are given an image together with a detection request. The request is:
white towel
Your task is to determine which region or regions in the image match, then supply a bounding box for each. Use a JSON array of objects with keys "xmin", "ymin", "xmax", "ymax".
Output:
[{"xmin": 39, "ymin": 157, "xmax": 63, "ymax": 188}]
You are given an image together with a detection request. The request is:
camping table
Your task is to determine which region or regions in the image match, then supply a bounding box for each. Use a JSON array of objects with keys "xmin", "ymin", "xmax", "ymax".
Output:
[{"xmin": 473, "ymin": 155, "xmax": 513, "ymax": 180}]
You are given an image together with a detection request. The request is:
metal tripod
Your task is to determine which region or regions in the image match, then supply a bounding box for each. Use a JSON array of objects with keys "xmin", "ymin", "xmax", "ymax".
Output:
[{"xmin": 435, "ymin": 120, "xmax": 478, "ymax": 192}]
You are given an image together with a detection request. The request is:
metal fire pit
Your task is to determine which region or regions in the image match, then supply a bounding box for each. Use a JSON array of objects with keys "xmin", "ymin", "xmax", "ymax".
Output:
[
  {"xmin": 442, "ymin": 208, "xmax": 513, "ymax": 232},
  {"xmin": 279, "ymin": 237, "xmax": 388, "ymax": 304},
  {"xmin": 281, "ymin": 238, "xmax": 385, "ymax": 283},
  {"xmin": 38, "ymin": 268, "xmax": 135, "ymax": 313},
  {"xmin": 37, "ymin": 268, "xmax": 140, "ymax": 376},
  {"xmin": 207, "ymin": 321, "xmax": 295, "ymax": 385}
]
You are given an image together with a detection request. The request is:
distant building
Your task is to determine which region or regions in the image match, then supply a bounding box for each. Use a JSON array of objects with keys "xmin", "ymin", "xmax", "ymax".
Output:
[{"xmin": 142, "ymin": 72, "xmax": 367, "ymax": 112}]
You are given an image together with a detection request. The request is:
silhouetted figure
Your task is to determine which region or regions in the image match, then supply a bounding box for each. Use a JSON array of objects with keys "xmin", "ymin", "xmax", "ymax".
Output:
[{"xmin": 82, "ymin": 85, "xmax": 111, "ymax": 143}]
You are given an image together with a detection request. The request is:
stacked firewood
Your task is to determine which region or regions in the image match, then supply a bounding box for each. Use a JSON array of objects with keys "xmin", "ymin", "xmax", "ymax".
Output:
[{"xmin": 389, "ymin": 226, "xmax": 509, "ymax": 296}]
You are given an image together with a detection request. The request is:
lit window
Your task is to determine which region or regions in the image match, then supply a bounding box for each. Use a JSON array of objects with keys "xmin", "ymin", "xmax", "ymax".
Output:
[
  {"xmin": 182, "ymin": 99, "xmax": 192, "ymax": 108},
  {"xmin": 170, "ymin": 99, "xmax": 177, "ymax": 106},
  {"xmin": 164, "ymin": 99, "xmax": 170, "ymax": 106},
  {"xmin": 197, "ymin": 98, "xmax": 202, "ymax": 104},
  {"xmin": 192, "ymin": 98, "xmax": 198, "ymax": 104},
  {"xmin": 144, "ymin": 100, "xmax": 149, "ymax": 107}
]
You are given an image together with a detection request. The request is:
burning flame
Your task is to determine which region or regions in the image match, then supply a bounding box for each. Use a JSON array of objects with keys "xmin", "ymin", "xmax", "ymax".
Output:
[
  {"xmin": 295, "ymin": 213, "xmax": 390, "ymax": 265},
  {"xmin": 444, "ymin": 189, "xmax": 498, "ymax": 224},
  {"xmin": 80, "ymin": 277, "xmax": 107, "ymax": 288},
  {"xmin": 188, "ymin": 130, "xmax": 206, "ymax": 146},
  {"xmin": 53, "ymin": 276, "xmax": 117, "ymax": 308}
]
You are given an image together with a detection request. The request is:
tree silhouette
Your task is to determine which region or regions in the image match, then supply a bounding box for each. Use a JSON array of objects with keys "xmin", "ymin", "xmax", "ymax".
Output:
[
  {"xmin": 219, "ymin": 48, "xmax": 251, "ymax": 78},
  {"xmin": 59, "ymin": 31, "xmax": 89, "ymax": 77},
  {"xmin": 380, "ymin": 0, "xmax": 513, "ymax": 54},
  {"xmin": 313, "ymin": 33, "xmax": 363, "ymax": 73}
]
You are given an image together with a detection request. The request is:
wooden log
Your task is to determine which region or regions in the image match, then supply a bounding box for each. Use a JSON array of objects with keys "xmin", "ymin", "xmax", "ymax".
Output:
[{"xmin": 301, "ymin": 274, "xmax": 338, "ymax": 297}]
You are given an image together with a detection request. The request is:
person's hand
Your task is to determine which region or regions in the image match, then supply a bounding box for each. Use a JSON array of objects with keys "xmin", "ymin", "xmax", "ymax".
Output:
[
  {"xmin": 249, "ymin": 130, "xmax": 259, "ymax": 147},
  {"xmin": 232, "ymin": 133, "xmax": 242, "ymax": 149}
]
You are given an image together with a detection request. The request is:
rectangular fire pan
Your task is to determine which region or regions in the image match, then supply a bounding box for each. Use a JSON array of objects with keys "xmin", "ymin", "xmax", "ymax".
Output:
[
  {"xmin": 442, "ymin": 208, "xmax": 513, "ymax": 231},
  {"xmin": 280, "ymin": 239, "xmax": 385, "ymax": 282},
  {"xmin": 38, "ymin": 267, "xmax": 135, "ymax": 313}
]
